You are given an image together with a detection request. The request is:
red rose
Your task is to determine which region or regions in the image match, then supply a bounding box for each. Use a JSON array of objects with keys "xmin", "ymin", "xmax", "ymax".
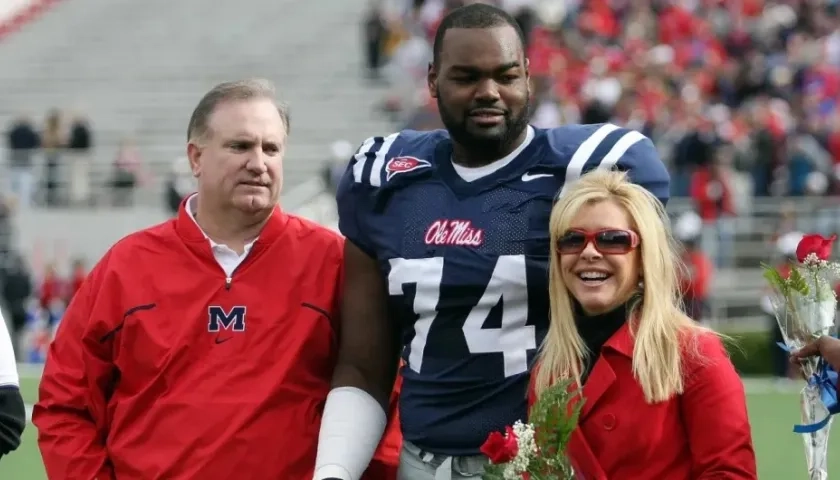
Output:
[
  {"xmin": 796, "ymin": 233, "xmax": 838, "ymax": 263},
  {"xmin": 480, "ymin": 425, "xmax": 519, "ymax": 464}
]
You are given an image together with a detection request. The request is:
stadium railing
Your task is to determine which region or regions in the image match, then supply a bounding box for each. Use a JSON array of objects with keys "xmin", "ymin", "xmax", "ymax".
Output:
[
  {"xmin": 668, "ymin": 196, "xmax": 840, "ymax": 329},
  {"xmin": 0, "ymin": 143, "xmax": 175, "ymax": 208}
]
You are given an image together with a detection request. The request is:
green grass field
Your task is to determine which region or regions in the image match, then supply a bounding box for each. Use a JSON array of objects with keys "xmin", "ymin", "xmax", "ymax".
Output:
[{"xmin": 4, "ymin": 375, "xmax": 839, "ymax": 479}]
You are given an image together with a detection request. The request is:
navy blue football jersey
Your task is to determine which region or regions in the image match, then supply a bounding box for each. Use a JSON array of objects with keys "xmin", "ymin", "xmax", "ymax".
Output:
[{"xmin": 336, "ymin": 123, "xmax": 670, "ymax": 455}]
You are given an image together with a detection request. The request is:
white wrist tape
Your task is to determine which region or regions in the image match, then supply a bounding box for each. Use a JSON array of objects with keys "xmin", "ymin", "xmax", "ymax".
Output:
[{"xmin": 313, "ymin": 386, "xmax": 388, "ymax": 480}]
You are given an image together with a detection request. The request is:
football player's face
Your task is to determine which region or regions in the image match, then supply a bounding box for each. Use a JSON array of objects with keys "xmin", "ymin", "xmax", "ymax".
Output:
[
  {"xmin": 188, "ymin": 98, "xmax": 285, "ymax": 213},
  {"xmin": 558, "ymin": 200, "xmax": 641, "ymax": 316},
  {"xmin": 430, "ymin": 26, "xmax": 531, "ymax": 155}
]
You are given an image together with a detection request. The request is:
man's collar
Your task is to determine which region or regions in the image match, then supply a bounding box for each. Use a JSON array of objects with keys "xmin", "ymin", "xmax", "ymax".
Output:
[
  {"xmin": 185, "ymin": 193, "xmax": 257, "ymax": 251},
  {"xmin": 175, "ymin": 193, "xmax": 288, "ymax": 249}
]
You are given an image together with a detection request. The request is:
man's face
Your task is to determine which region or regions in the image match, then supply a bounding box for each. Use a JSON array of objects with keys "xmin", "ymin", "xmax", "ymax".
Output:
[
  {"xmin": 188, "ymin": 98, "xmax": 286, "ymax": 214},
  {"xmin": 429, "ymin": 25, "xmax": 531, "ymax": 156}
]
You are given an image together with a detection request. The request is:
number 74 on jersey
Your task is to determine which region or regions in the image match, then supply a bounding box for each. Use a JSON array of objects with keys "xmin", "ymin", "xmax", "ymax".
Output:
[{"xmin": 388, "ymin": 255, "xmax": 537, "ymax": 378}]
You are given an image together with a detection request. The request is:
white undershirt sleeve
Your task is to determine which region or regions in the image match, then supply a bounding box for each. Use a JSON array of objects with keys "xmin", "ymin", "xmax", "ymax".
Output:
[
  {"xmin": 313, "ymin": 386, "xmax": 388, "ymax": 480},
  {"xmin": 0, "ymin": 311, "xmax": 20, "ymax": 387}
]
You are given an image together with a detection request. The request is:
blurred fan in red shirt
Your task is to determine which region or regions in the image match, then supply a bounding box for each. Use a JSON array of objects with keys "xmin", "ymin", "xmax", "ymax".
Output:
[
  {"xmin": 674, "ymin": 212, "xmax": 714, "ymax": 322},
  {"xmin": 67, "ymin": 258, "xmax": 87, "ymax": 302},
  {"xmin": 691, "ymin": 143, "xmax": 737, "ymax": 267},
  {"xmin": 38, "ymin": 263, "xmax": 63, "ymax": 311}
]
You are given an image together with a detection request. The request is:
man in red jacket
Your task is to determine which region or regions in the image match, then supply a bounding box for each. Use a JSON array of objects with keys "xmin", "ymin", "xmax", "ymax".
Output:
[{"xmin": 33, "ymin": 79, "xmax": 398, "ymax": 480}]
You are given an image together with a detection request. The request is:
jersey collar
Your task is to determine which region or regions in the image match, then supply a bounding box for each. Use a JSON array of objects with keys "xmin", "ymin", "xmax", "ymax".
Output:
[{"xmin": 435, "ymin": 125, "xmax": 541, "ymax": 199}]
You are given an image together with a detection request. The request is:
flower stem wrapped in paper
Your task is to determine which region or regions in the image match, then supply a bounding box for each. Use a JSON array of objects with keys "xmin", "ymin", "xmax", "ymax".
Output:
[
  {"xmin": 480, "ymin": 378, "xmax": 582, "ymax": 480},
  {"xmin": 762, "ymin": 233, "xmax": 840, "ymax": 480}
]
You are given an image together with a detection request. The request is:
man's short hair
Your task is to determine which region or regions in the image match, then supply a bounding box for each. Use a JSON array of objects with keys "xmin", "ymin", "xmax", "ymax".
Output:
[
  {"xmin": 187, "ymin": 78, "xmax": 290, "ymax": 142},
  {"xmin": 432, "ymin": 3, "xmax": 526, "ymax": 68}
]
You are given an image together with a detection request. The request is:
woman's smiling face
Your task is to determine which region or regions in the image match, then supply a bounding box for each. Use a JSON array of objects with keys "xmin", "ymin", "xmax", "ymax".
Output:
[{"xmin": 557, "ymin": 200, "xmax": 641, "ymax": 315}]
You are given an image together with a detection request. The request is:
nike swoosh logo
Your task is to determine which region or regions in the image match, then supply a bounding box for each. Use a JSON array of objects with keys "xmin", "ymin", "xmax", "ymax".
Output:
[
  {"xmin": 521, "ymin": 172, "xmax": 554, "ymax": 182},
  {"xmin": 215, "ymin": 336, "xmax": 232, "ymax": 344}
]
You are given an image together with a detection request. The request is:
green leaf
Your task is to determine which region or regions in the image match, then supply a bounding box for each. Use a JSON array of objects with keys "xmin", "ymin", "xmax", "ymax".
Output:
[
  {"xmin": 527, "ymin": 378, "xmax": 581, "ymax": 479},
  {"xmin": 761, "ymin": 262, "xmax": 788, "ymax": 295},
  {"xmin": 480, "ymin": 464, "xmax": 507, "ymax": 480},
  {"xmin": 787, "ymin": 268, "xmax": 810, "ymax": 295}
]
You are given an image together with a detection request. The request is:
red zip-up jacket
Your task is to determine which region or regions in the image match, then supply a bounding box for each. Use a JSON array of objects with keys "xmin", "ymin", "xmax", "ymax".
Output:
[{"xmin": 34, "ymin": 202, "xmax": 399, "ymax": 480}]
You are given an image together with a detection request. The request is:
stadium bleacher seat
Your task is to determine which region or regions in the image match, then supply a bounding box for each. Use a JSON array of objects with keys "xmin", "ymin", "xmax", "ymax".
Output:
[{"xmin": 0, "ymin": 0, "xmax": 394, "ymax": 207}]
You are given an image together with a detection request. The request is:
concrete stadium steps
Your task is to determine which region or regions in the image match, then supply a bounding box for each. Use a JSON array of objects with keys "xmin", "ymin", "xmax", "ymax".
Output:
[
  {"xmin": 0, "ymin": 0, "xmax": 395, "ymax": 206},
  {"xmin": 13, "ymin": 206, "xmax": 171, "ymax": 264}
]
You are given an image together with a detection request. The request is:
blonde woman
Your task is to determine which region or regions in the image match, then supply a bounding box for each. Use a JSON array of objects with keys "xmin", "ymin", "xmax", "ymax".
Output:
[{"xmin": 529, "ymin": 170, "xmax": 756, "ymax": 479}]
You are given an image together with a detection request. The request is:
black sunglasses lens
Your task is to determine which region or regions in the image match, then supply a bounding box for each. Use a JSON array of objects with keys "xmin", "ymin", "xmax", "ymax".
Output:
[
  {"xmin": 596, "ymin": 230, "xmax": 633, "ymax": 251},
  {"xmin": 558, "ymin": 232, "xmax": 586, "ymax": 252}
]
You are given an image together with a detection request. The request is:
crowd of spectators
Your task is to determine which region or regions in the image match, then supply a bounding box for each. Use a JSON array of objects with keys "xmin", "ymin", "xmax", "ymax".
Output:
[
  {"xmin": 366, "ymin": 0, "xmax": 840, "ymax": 191},
  {"xmin": 4, "ymin": 110, "xmax": 95, "ymax": 208},
  {"xmin": 3, "ymin": 110, "xmax": 149, "ymax": 210}
]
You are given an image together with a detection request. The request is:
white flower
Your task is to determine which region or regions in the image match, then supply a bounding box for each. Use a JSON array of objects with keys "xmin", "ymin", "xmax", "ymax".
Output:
[
  {"xmin": 797, "ymin": 258, "xmax": 840, "ymax": 302},
  {"xmin": 513, "ymin": 421, "xmax": 538, "ymax": 458},
  {"xmin": 501, "ymin": 421, "xmax": 538, "ymax": 479},
  {"xmin": 802, "ymin": 254, "xmax": 840, "ymax": 278},
  {"xmin": 804, "ymin": 253, "xmax": 822, "ymax": 267}
]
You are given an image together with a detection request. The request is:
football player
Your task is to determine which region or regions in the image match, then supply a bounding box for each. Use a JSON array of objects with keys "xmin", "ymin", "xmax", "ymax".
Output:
[{"xmin": 314, "ymin": 4, "xmax": 670, "ymax": 480}]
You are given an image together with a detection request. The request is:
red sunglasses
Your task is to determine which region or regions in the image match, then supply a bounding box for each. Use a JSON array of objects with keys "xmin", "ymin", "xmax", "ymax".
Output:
[{"xmin": 555, "ymin": 228, "xmax": 640, "ymax": 255}]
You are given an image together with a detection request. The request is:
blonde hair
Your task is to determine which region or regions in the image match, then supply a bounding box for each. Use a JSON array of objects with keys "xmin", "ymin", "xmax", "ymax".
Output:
[{"xmin": 534, "ymin": 169, "xmax": 711, "ymax": 403}]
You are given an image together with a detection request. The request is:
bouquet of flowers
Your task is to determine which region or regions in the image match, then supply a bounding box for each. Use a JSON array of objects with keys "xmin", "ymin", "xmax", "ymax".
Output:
[
  {"xmin": 479, "ymin": 378, "xmax": 583, "ymax": 480},
  {"xmin": 762, "ymin": 233, "xmax": 840, "ymax": 480}
]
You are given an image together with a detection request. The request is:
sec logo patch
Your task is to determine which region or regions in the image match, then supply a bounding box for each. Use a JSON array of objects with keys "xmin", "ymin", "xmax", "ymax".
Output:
[{"xmin": 385, "ymin": 156, "xmax": 431, "ymax": 181}]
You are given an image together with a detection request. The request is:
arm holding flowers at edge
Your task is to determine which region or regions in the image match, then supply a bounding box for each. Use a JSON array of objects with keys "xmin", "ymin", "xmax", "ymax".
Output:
[
  {"xmin": 680, "ymin": 332, "xmax": 757, "ymax": 480},
  {"xmin": 792, "ymin": 336, "xmax": 840, "ymax": 374}
]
